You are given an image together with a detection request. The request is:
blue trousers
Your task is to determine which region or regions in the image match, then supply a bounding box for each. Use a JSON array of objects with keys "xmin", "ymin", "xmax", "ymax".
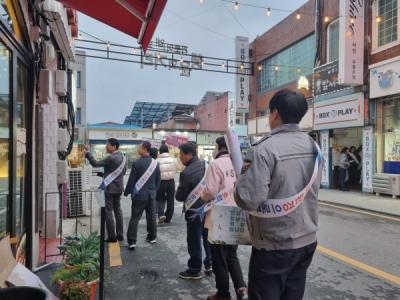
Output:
[{"xmin": 186, "ymin": 218, "xmax": 212, "ymax": 273}]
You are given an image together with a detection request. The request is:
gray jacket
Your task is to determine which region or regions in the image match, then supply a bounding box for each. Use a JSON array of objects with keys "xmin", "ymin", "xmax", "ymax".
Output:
[
  {"xmin": 235, "ymin": 124, "xmax": 323, "ymax": 251},
  {"xmin": 86, "ymin": 151, "xmax": 127, "ymax": 194}
]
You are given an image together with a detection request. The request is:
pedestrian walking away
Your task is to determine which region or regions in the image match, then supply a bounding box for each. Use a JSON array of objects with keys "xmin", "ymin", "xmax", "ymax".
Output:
[
  {"xmin": 201, "ymin": 137, "xmax": 247, "ymax": 300},
  {"xmin": 235, "ymin": 89, "xmax": 323, "ymax": 300},
  {"xmin": 156, "ymin": 144, "xmax": 179, "ymax": 224},
  {"xmin": 176, "ymin": 142, "xmax": 212, "ymax": 280},
  {"xmin": 124, "ymin": 141, "xmax": 161, "ymax": 251},
  {"xmin": 84, "ymin": 138, "xmax": 127, "ymax": 243}
]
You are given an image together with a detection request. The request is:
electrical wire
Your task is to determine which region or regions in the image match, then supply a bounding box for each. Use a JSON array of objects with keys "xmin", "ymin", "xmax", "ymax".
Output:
[{"xmin": 219, "ymin": 0, "xmax": 254, "ymax": 39}]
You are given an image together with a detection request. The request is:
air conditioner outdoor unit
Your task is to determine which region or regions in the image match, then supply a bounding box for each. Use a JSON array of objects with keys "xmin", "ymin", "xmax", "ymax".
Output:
[
  {"xmin": 67, "ymin": 166, "xmax": 93, "ymax": 217},
  {"xmin": 372, "ymin": 173, "xmax": 400, "ymax": 199}
]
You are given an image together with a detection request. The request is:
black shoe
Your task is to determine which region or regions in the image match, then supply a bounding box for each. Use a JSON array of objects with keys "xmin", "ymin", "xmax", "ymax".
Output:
[
  {"xmin": 117, "ymin": 236, "xmax": 124, "ymax": 242},
  {"xmin": 128, "ymin": 244, "xmax": 136, "ymax": 251},
  {"xmin": 204, "ymin": 266, "xmax": 213, "ymax": 276},
  {"xmin": 105, "ymin": 238, "xmax": 118, "ymax": 243},
  {"xmin": 179, "ymin": 270, "xmax": 202, "ymax": 280}
]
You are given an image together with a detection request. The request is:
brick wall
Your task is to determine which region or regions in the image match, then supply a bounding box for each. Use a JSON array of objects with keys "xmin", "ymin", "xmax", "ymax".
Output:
[{"xmin": 195, "ymin": 93, "xmax": 228, "ymax": 131}]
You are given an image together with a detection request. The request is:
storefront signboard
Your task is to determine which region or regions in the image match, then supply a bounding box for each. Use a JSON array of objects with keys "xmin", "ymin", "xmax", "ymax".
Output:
[
  {"xmin": 313, "ymin": 61, "xmax": 348, "ymax": 97},
  {"xmin": 88, "ymin": 129, "xmax": 152, "ymax": 141},
  {"xmin": 235, "ymin": 36, "xmax": 250, "ymax": 109},
  {"xmin": 228, "ymin": 91, "xmax": 236, "ymax": 128},
  {"xmin": 165, "ymin": 134, "xmax": 189, "ymax": 147},
  {"xmin": 338, "ymin": 0, "xmax": 364, "ymax": 85},
  {"xmin": 314, "ymin": 93, "xmax": 364, "ymax": 130},
  {"xmin": 197, "ymin": 132, "xmax": 223, "ymax": 145},
  {"xmin": 143, "ymin": 138, "xmax": 162, "ymax": 149},
  {"xmin": 320, "ymin": 131, "xmax": 330, "ymax": 187},
  {"xmin": 369, "ymin": 59, "xmax": 400, "ymax": 98},
  {"xmin": 362, "ymin": 126, "xmax": 374, "ymax": 193}
]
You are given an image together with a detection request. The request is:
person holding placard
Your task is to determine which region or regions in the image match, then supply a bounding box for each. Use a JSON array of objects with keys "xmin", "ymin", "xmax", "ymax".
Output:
[{"xmin": 235, "ymin": 90, "xmax": 323, "ymax": 300}]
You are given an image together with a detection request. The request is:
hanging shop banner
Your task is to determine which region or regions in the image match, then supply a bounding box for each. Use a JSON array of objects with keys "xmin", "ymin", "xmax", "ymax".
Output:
[
  {"xmin": 320, "ymin": 131, "xmax": 330, "ymax": 187},
  {"xmin": 235, "ymin": 36, "xmax": 250, "ymax": 109},
  {"xmin": 314, "ymin": 93, "xmax": 364, "ymax": 130},
  {"xmin": 369, "ymin": 59, "xmax": 400, "ymax": 98},
  {"xmin": 338, "ymin": 0, "xmax": 365, "ymax": 85},
  {"xmin": 362, "ymin": 126, "xmax": 374, "ymax": 193}
]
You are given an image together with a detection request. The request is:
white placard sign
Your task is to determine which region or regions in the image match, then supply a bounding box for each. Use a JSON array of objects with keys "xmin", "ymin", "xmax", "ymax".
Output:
[
  {"xmin": 338, "ymin": 0, "xmax": 365, "ymax": 85},
  {"xmin": 88, "ymin": 129, "xmax": 152, "ymax": 141},
  {"xmin": 320, "ymin": 131, "xmax": 330, "ymax": 187},
  {"xmin": 235, "ymin": 36, "xmax": 249, "ymax": 109},
  {"xmin": 314, "ymin": 93, "xmax": 364, "ymax": 130},
  {"xmin": 362, "ymin": 126, "xmax": 374, "ymax": 193}
]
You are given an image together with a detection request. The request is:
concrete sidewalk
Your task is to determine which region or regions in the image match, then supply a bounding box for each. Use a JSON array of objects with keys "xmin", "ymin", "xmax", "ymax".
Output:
[{"xmin": 318, "ymin": 189, "xmax": 400, "ymax": 217}]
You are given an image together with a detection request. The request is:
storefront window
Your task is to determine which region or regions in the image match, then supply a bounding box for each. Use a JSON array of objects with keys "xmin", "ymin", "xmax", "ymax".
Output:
[
  {"xmin": 383, "ymin": 99, "xmax": 400, "ymax": 162},
  {"xmin": 0, "ymin": 41, "xmax": 10, "ymax": 237},
  {"xmin": 14, "ymin": 60, "xmax": 27, "ymax": 236},
  {"xmin": 327, "ymin": 19, "xmax": 339, "ymax": 62}
]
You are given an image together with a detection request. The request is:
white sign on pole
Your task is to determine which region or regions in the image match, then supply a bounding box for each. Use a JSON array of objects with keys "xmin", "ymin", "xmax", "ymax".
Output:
[
  {"xmin": 235, "ymin": 36, "xmax": 249, "ymax": 109},
  {"xmin": 338, "ymin": 0, "xmax": 365, "ymax": 85},
  {"xmin": 228, "ymin": 92, "xmax": 236, "ymax": 128},
  {"xmin": 320, "ymin": 131, "xmax": 330, "ymax": 187},
  {"xmin": 362, "ymin": 126, "xmax": 374, "ymax": 193}
]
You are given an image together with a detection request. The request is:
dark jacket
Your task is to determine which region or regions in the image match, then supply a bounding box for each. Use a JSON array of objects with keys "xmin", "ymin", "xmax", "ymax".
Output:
[
  {"xmin": 124, "ymin": 156, "xmax": 161, "ymax": 200},
  {"xmin": 85, "ymin": 151, "xmax": 126, "ymax": 194},
  {"xmin": 176, "ymin": 156, "xmax": 206, "ymax": 221}
]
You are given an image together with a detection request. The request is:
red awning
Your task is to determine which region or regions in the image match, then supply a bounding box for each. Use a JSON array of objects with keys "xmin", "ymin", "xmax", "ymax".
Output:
[{"xmin": 57, "ymin": 0, "xmax": 167, "ymax": 51}]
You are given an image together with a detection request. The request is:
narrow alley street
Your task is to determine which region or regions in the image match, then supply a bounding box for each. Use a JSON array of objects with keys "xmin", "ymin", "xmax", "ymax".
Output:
[{"xmin": 104, "ymin": 195, "xmax": 400, "ymax": 300}]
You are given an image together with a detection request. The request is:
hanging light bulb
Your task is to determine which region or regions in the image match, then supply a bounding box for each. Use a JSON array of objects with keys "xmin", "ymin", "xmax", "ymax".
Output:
[
  {"xmin": 107, "ymin": 42, "xmax": 111, "ymax": 49},
  {"xmin": 257, "ymin": 65, "xmax": 262, "ymax": 71},
  {"xmin": 78, "ymin": 33, "xmax": 83, "ymax": 39},
  {"xmin": 274, "ymin": 65, "xmax": 279, "ymax": 71},
  {"xmin": 234, "ymin": 1, "xmax": 239, "ymax": 11},
  {"xmin": 296, "ymin": 12, "xmax": 301, "ymax": 20},
  {"xmin": 156, "ymin": 53, "xmax": 161, "ymax": 59},
  {"xmin": 266, "ymin": 7, "xmax": 271, "ymax": 16},
  {"xmin": 376, "ymin": 16, "xmax": 382, "ymax": 23},
  {"xmin": 199, "ymin": 0, "xmax": 204, "ymax": 4},
  {"xmin": 350, "ymin": 16, "xmax": 356, "ymax": 23},
  {"xmin": 221, "ymin": 62, "xmax": 225, "ymax": 68},
  {"xmin": 324, "ymin": 16, "xmax": 330, "ymax": 23}
]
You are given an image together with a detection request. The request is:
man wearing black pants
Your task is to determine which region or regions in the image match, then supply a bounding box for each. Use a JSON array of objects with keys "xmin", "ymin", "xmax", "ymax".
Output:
[
  {"xmin": 124, "ymin": 141, "xmax": 161, "ymax": 250},
  {"xmin": 156, "ymin": 145, "xmax": 179, "ymax": 224},
  {"xmin": 235, "ymin": 90, "xmax": 323, "ymax": 300}
]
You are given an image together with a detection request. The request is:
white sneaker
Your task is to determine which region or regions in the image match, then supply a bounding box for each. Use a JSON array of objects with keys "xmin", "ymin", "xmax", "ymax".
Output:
[
  {"xmin": 146, "ymin": 238, "xmax": 156, "ymax": 244},
  {"xmin": 129, "ymin": 244, "xmax": 136, "ymax": 251}
]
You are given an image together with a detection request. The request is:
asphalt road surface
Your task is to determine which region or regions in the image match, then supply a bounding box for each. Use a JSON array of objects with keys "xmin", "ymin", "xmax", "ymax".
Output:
[{"xmin": 104, "ymin": 198, "xmax": 400, "ymax": 300}]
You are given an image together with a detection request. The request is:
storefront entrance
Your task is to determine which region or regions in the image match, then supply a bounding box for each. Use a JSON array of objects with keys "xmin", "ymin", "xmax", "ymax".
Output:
[{"xmin": 332, "ymin": 128, "xmax": 363, "ymax": 190}]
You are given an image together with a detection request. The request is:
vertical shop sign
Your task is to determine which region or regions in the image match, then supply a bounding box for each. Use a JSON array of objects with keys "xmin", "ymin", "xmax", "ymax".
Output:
[
  {"xmin": 362, "ymin": 126, "xmax": 374, "ymax": 193},
  {"xmin": 320, "ymin": 131, "xmax": 330, "ymax": 187},
  {"xmin": 235, "ymin": 36, "xmax": 249, "ymax": 109},
  {"xmin": 338, "ymin": 0, "xmax": 364, "ymax": 85}
]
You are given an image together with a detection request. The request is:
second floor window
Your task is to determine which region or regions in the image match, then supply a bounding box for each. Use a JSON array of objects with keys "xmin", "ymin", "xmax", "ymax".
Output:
[
  {"xmin": 327, "ymin": 19, "xmax": 339, "ymax": 62},
  {"xmin": 75, "ymin": 107, "xmax": 81, "ymax": 125},
  {"xmin": 76, "ymin": 71, "xmax": 81, "ymax": 89},
  {"xmin": 378, "ymin": 0, "xmax": 398, "ymax": 47}
]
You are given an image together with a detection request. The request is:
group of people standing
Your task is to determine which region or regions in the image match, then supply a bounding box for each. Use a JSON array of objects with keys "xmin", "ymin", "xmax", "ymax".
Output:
[
  {"xmin": 84, "ymin": 89, "xmax": 324, "ymax": 300},
  {"xmin": 337, "ymin": 145, "xmax": 362, "ymax": 191}
]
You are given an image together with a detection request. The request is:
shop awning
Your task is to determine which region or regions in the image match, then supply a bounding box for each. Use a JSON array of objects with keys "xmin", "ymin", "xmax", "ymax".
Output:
[{"xmin": 57, "ymin": 0, "xmax": 167, "ymax": 51}]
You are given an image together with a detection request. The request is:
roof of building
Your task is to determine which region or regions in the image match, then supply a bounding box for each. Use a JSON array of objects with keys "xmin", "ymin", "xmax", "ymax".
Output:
[
  {"xmin": 199, "ymin": 91, "xmax": 227, "ymax": 105},
  {"xmin": 88, "ymin": 122, "xmax": 143, "ymax": 130},
  {"xmin": 124, "ymin": 101, "xmax": 196, "ymax": 128}
]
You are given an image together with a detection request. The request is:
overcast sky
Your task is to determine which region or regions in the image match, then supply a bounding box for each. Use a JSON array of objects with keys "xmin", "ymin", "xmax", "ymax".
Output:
[{"xmin": 79, "ymin": 0, "xmax": 307, "ymax": 124}]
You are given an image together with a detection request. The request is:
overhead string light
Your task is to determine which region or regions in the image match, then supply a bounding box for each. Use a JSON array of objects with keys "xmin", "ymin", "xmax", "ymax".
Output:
[
  {"xmin": 199, "ymin": 0, "xmax": 204, "ymax": 4},
  {"xmin": 324, "ymin": 16, "xmax": 330, "ymax": 23},
  {"xmin": 266, "ymin": 7, "xmax": 271, "ymax": 16},
  {"xmin": 296, "ymin": 12, "xmax": 301, "ymax": 20},
  {"xmin": 376, "ymin": 15, "xmax": 382, "ymax": 23},
  {"xmin": 234, "ymin": 1, "xmax": 239, "ymax": 11}
]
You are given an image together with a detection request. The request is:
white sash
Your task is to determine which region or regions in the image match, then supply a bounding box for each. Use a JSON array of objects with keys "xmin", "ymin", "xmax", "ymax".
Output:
[
  {"xmin": 100, "ymin": 153, "xmax": 126, "ymax": 190},
  {"xmin": 184, "ymin": 161, "xmax": 208, "ymax": 210},
  {"xmin": 348, "ymin": 152, "xmax": 360, "ymax": 165},
  {"xmin": 249, "ymin": 149, "xmax": 322, "ymax": 218},
  {"xmin": 132, "ymin": 158, "xmax": 158, "ymax": 195}
]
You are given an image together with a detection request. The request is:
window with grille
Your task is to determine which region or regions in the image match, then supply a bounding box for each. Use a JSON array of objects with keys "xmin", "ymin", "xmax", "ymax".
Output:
[{"xmin": 378, "ymin": 0, "xmax": 398, "ymax": 47}]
